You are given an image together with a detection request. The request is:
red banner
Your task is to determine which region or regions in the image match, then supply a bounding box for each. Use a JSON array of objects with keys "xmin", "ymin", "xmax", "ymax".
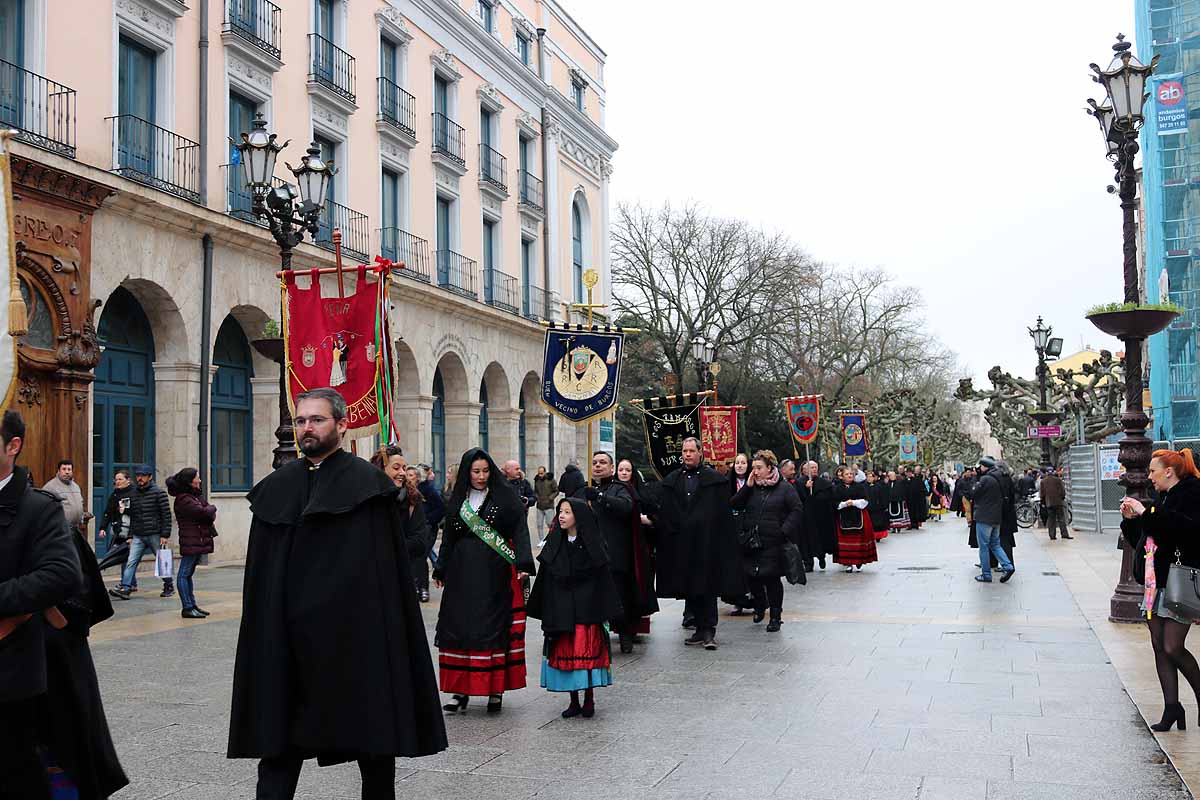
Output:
[
  {"xmin": 284, "ymin": 266, "xmax": 382, "ymax": 433},
  {"xmin": 699, "ymin": 405, "xmax": 739, "ymax": 463}
]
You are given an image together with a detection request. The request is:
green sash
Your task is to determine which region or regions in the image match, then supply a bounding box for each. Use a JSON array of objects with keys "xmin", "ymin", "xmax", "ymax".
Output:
[{"xmin": 460, "ymin": 498, "xmax": 516, "ymax": 565}]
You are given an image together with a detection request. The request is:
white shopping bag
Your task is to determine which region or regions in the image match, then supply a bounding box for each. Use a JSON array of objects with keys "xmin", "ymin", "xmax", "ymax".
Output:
[{"xmin": 154, "ymin": 547, "xmax": 174, "ymax": 578}]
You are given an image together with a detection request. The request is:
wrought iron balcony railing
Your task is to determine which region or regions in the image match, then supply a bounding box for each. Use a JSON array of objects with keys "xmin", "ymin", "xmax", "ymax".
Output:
[
  {"xmin": 308, "ymin": 33, "xmax": 356, "ymax": 103},
  {"xmin": 432, "ymin": 112, "xmax": 466, "ymax": 166},
  {"xmin": 106, "ymin": 115, "xmax": 200, "ymax": 202},
  {"xmin": 436, "ymin": 249, "xmax": 478, "ymax": 299},
  {"xmin": 0, "ymin": 60, "xmax": 75, "ymax": 158},
  {"xmin": 518, "ymin": 169, "xmax": 543, "ymax": 211},
  {"xmin": 380, "ymin": 227, "xmax": 431, "ymax": 283},
  {"xmin": 522, "ymin": 282, "xmax": 547, "ymax": 321},
  {"xmin": 482, "ymin": 268, "xmax": 518, "ymax": 314},
  {"xmin": 314, "ymin": 199, "xmax": 370, "ymax": 261},
  {"xmin": 479, "ymin": 143, "xmax": 507, "ymax": 192},
  {"xmin": 224, "ymin": 0, "xmax": 281, "ymax": 60},
  {"xmin": 377, "ymin": 77, "xmax": 416, "ymax": 139}
]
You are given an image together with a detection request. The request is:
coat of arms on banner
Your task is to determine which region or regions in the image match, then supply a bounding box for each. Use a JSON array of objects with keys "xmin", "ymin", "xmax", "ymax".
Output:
[
  {"xmin": 541, "ymin": 325, "xmax": 625, "ymax": 424},
  {"xmin": 301, "ymin": 344, "xmax": 316, "ymax": 368}
]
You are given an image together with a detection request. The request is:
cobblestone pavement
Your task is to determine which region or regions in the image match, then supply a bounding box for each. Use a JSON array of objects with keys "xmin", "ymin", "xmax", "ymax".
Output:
[{"xmin": 96, "ymin": 516, "xmax": 1191, "ymax": 799}]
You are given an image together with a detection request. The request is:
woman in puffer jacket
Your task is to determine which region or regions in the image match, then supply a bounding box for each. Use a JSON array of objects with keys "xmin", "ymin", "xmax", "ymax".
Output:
[
  {"xmin": 166, "ymin": 467, "xmax": 217, "ymax": 619},
  {"xmin": 730, "ymin": 449, "xmax": 803, "ymax": 632}
]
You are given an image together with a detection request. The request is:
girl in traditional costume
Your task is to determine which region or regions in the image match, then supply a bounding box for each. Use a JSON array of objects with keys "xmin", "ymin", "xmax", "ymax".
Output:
[
  {"xmin": 928, "ymin": 474, "xmax": 949, "ymax": 519},
  {"xmin": 434, "ymin": 449, "xmax": 535, "ymax": 714},
  {"xmin": 834, "ymin": 467, "xmax": 879, "ymax": 571},
  {"xmin": 886, "ymin": 470, "xmax": 911, "ymax": 533},
  {"xmin": 527, "ymin": 498, "xmax": 622, "ymax": 718}
]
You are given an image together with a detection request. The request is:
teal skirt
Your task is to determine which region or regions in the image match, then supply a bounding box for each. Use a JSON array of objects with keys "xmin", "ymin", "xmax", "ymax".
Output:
[{"xmin": 540, "ymin": 661, "xmax": 612, "ymax": 692}]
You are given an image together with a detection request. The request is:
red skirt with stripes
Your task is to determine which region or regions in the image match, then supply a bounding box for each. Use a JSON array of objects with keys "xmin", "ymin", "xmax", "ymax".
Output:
[
  {"xmin": 438, "ymin": 569, "xmax": 528, "ymax": 696},
  {"xmin": 835, "ymin": 513, "xmax": 879, "ymax": 566}
]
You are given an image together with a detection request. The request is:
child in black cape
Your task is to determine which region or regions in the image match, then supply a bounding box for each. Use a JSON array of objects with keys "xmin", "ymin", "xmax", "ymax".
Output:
[{"xmin": 526, "ymin": 497, "xmax": 623, "ymax": 719}]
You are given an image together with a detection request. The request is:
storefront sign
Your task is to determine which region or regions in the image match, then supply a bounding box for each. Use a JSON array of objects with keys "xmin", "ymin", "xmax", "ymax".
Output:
[{"xmin": 1157, "ymin": 79, "xmax": 1189, "ymax": 136}]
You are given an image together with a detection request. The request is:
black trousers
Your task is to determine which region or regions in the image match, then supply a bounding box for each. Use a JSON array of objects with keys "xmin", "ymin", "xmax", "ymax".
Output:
[
  {"xmin": 1046, "ymin": 506, "xmax": 1069, "ymax": 539},
  {"xmin": 410, "ymin": 554, "xmax": 429, "ymax": 591},
  {"xmin": 0, "ymin": 697, "xmax": 50, "ymax": 800},
  {"xmin": 257, "ymin": 756, "xmax": 395, "ymax": 800},
  {"xmin": 687, "ymin": 594, "xmax": 718, "ymax": 635},
  {"xmin": 749, "ymin": 575, "xmax": 784, "ymax": 614}
]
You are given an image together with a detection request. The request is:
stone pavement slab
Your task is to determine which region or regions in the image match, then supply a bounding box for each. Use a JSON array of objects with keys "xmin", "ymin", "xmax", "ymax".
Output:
[{"xmin": 90, "ymin": 516, "xmax": 1189, "ymax": 799}]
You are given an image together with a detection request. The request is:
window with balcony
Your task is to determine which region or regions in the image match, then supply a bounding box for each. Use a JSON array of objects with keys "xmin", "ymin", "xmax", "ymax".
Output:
[
  {"xmin": 572, "ymin": 201, "xmax": 584, "ymax": 301},
  {"xmin": 309, "ymin": 0, "xmax": 355, "ymax": 105},
  {"xmin": 224, "ymin": 0, "xmax": 282, "ymax": 61},
  {"xmin": 517, "ymin": 135, "xmax": 542, "ymax": 211},
  {"xmin": 479, "ymin": 106, "xmax": 506, "ymax": 193},
  {"xmin": 379, "ymin": 166, "xmax": 428, "ymax": 280},
  {"xmin": 0, "ymin": 0, "xmax": 76, "ymax": 158},
  {"xmin": 311, "ymin": 133, "xmax": 368, "ymax": 260}
]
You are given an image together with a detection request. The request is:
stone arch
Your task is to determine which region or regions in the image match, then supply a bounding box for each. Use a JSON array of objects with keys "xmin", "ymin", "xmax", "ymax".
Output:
[
  {"xmin": 393, "ymin": 338, "xmax": 422, "ymax": 398},
  {"xmin": 115, "ymin": 277, "xmax": 189, "ymax": 362},
  {"xmin": 225, "ymin": 304, "xmax": 274, "ymax": 376},
  {"xmin": 520, "ymin": 370, "xmax": 547, "ymax": 473},
  {"xmin": 434, "ymin": 350, "xmax": 472, "ymax": 471},
  {"xmin": 481, "ymin": 361, "xmax": 512, "ymax": 410},
  {"xmin": 520, "ymin": 370, "xmax": 541, "ymax": 408},
  {"xmin": 432, "ymin": 349, "xmax": 469, "ymax": 401}
]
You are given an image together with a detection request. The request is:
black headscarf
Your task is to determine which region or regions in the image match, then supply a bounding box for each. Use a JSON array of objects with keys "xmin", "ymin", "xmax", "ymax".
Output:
[
  {"xmin": 445, "ymin": 448, "xmax": 522, "ymax": 520},
  {"xmin": 558, "ymin": 464, "xmax": 587, "ymax": 498}
]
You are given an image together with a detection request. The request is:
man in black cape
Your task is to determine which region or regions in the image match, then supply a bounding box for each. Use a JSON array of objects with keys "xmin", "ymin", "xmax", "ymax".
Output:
[
  {"xmin": 575, "ymin": 451, "xmax": 653, "ymax": 654},
  {"xmin": 655, "ymin": 437, "xmax": 744, "ymax": 650},
  {"xmin": 796, "ymin": 460, "xmax": 835, "ymax": 571},
  {"xmin": 0, "ymin": 409, "xmax": 82, "ymax": 800},
  {"xmin": 228, "ymin": 389, "xmax": 446, "ymax": 800},
  {"xmin": 906, "ymin": 467, "xmax": 929, "ymax": 529}
]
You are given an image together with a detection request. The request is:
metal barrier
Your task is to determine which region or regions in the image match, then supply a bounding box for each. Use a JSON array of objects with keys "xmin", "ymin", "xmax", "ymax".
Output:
[{"xmin": 1067, "ymin": 444, "xmax": 1101, "ymax": 532}]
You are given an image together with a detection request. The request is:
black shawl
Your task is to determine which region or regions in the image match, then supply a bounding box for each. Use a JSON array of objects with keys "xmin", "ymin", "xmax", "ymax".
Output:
[{"xmin": 526, "ymin": 498, "xmax": 623, "ymax": 634}]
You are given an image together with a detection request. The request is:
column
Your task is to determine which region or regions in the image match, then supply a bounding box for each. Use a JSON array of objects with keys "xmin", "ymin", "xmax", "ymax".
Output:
[
  {"xmin": 487, "ymin": 408, "xmax": 521, "ymax": 465},
  {"xmin": 250, "ymin": 376, "xmax": 278, "ymax": 486},
  {"xmin": 443, "ymin": 400, "xmax": 482, "ymax": 465},
  {"xmin": 526, "ymin": 412, "xmax": 550, "ymax": 471},
  {"xmin": 395, "ymin": 394, "xmax": 434, "ymax": 465},
  {"xmin": 152, "ymin": 361, "xmax": 202, "ymax": 478}
]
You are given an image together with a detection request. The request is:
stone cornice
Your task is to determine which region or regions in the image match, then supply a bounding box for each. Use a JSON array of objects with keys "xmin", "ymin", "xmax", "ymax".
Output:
[{"xmin": 11, "ymin": 155, "xmax": 115, "ymax": 212}]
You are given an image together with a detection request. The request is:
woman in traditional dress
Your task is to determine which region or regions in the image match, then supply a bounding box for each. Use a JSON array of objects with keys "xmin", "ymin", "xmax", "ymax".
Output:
[
  {"xmin": 928, "ymin": 474, "xmax": 949, "ymax": 520},
  {"xmin": 433, "ymin": 448, "xmax": 535, "ymax": 714},
  {"xmin": 886, "ymin": 470, "xmax": 911, "ymax": 534},
  {"xmin": 834, "ymin": 467, "xmax": 878, "ymax": 572},
  {"xmin": 865, "ymin": 470, "xmax": 890, "ymax": 541},
  {"xmin": 527, "ymin": 498, "xmax": 622, "ymax": 719}
]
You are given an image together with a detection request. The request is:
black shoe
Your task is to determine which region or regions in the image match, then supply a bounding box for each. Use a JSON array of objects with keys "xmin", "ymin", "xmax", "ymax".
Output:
[
  {"xmin": 999, "ymin": 568, "xmax": 1016, "ymax": 584},
  {"xmin": 975, "ymin": 575, "xmax": 992, "ymax": 583},
  {"xmin": 630, "ymin": 634, "xmax": 643, "ymax": 644},
  {"xmin": 1152, "ymin": 702, "xmax": 1187, "ymax": 731},
  {"xmin": 109, "ymin": 587, "xmax": 130, "ymax": 601},
  {"xmin": 752, "ymin": 608, "xmax": 766, "ymax": 624},
  {"xmin": 681, "ymin": 616, "xmax": 696, "ymax": 630},
  {"xmin": 487, "ymin": 695, "xmax": 503, "ymax": 713},
  {"xmin": 703, "ymin": 636, "xmax": 718, "ymax": 651},
  {"xmin": 562, "ymin": 702, "xmax": 582, "ymax": 719},
  {"xmin": 160, "ymin": 586, "xmax": 175, "ymax": 598},
  {"xmin": 619, "ymin": 635, "xmax": 634, "ymax": 654},
  {"xmin": 194, "ymin": 607, "xmax": 210, "ymax": 616},
  {"xmin": 1062, "ymin": 534, "xmax": 1074, "ymax": 540},
  {"xmin": 443, "ymin": 694, "xmax": 468, "ymax": 714},
  {"xmin": 420, "ymin": 589, "xmax": 430, "ymax": 602},
  {"xmin": 1049, "ymin": 536, "xmax": 1057, "ymax": 540},
  {"xmin": 766, "ymin": 617, "xmax": 782, "ymax": 633},
  {"xmin": 684, "ymin": 631, "xmax": 705, "ymax": 646},
  {"xmin": 581, "ymin": 702, "xmax": 595, "ymax": 718},
  {"xmin": 181, "ymin": 608, "xmax": 205, "ymax": 619}
]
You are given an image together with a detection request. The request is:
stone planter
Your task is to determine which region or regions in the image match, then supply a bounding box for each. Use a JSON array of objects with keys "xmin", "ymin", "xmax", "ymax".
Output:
[{"xmin": 1086, "ymin": 309, "xmax": 1179, "ymax": 339}]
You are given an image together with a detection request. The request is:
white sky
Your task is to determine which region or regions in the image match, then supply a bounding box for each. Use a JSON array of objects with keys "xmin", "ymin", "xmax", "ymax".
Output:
[{"xmin": 568, "ymin": 0, "xmax": 1136, "ymax": 384}]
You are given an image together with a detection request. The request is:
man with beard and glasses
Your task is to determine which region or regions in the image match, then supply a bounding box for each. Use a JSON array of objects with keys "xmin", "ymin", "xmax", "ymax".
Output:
[{"xmin": 228, "ymin": 388, "xmax": 446, "ymax": 800}]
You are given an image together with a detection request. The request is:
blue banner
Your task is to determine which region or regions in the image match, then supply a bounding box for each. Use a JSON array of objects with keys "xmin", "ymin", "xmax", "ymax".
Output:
[
  {"xmin": 840, "ymin": 412, "xmax": 869, "ymax": 458},
  {"xmin": 540, "ymin": 326, "xmax": 624, "ymax": 424},
  {"xmin": 1156, "ymin": 79, "xmax": 1188, "ymax": 136},
  {"xmin": 899, "ymin": 434, "xmax": 919, "ymax": 462}
]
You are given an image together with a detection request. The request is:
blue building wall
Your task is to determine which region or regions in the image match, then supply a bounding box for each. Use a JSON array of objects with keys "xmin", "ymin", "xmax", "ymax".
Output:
[{"xmin": 1137, "ymin": 0, "xmax": 1200, "ymax": 440}]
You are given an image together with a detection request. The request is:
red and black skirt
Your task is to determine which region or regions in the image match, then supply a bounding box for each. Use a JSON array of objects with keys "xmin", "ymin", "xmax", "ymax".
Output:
[
  {"xmin": 835, "ymin": 510, "xmax": 879, "ymax": 566},
  {"xmin": 438, "ymin": 569, "xmax": 527, "ymax": 696}
]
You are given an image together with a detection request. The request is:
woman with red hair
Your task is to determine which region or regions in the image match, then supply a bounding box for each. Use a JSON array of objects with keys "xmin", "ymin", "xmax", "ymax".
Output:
[{"xmin": 1121, "ymin": 448, "xmax": 1200, "ymax": 732}]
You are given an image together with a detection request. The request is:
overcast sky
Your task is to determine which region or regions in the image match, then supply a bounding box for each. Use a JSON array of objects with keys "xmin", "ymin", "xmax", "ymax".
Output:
[{"xmin": 569, "ymin": 0, "xmax": 1136, "ymax": 384}]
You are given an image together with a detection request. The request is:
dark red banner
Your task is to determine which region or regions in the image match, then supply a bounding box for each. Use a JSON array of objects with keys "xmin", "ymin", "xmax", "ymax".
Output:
[
  {"xmin": 284, "ymin": 266, "xmax": 382, "ymax": 433},
  {"xmin": 699, "ymin": 406, "xmax": 739, "ymax": 463}
]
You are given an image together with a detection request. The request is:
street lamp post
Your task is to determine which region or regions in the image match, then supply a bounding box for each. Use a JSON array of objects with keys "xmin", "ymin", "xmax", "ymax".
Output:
[
  {"xmin": 235, "ymin": 113, "xmax": 338, "ymax": 469},
  {"xmin": 1028, "ymin": 316, "xmax": 1063, "ymax": 471},
  {"xmin": 691, "ymin": 336, "xmax": 719, "ymax": 403},
  {"xmin": 1086, "ymin": 34, "xmax": 1169, "ymax": 622}
]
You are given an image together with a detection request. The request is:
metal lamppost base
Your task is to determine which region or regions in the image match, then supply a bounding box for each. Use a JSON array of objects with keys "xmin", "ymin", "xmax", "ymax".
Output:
[{"xmin": 1110, "ymin": 539, "xmax": 1144, "ymax": 623}]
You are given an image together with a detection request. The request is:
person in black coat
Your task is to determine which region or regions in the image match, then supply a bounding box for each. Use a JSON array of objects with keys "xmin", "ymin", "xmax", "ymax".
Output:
[
  {"xmin": 527, "ymin": 498, "xmax": 622, "ymax": 719},
  {"xmin": 866, "ymin": 470, "xmax": 891, "ymax": 537},
  {"xmin": 227, "ymin": 390, "xmax": 446, "ymax": 799},
  {"xmin": 433, "ymin": 448, "xmax": 535, "ymax": 714},
  {"xmin": 730, "ymin": 450, "xmax": 803, "ymax": 631},
  {"xmin": 0, "ymin": 410, "xmax": 82, "ymax": 800},
  {"xmin": 796, "ymin": 460, "xmax": 835, "ymax": 571},
  {"xmin": 655, "ymin": 437, "xmax": 744, "ymax": 650},
  {"xmin": 906, "ymin": 467, "xmax": 929, "ymax": 529},
  {"xmin": 558, "ymin": 463, "xmax": 586, "ymax": 500},
  {"xmin": 1121, "ymin": 448, "xmax": 1200, "ymax": 732}
]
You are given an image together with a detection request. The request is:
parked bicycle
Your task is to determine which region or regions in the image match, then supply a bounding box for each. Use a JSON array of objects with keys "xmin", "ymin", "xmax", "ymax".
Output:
[{"xmin": 1015, "ymin": 495, "xmax": 1072, "ymax": 529}]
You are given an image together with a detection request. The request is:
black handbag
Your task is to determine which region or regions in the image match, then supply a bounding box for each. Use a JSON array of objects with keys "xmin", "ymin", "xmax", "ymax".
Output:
[
  {"xmin": 738, "ymin": 525, "xmax": 763, "ymax": 551},
  {"xmin": 1163, "ymin": 549, "xmax": 1200, "ymax": 620},
  {"xmin": 783, "ymin": 541, "xmax": 806, "ymax": 585}
]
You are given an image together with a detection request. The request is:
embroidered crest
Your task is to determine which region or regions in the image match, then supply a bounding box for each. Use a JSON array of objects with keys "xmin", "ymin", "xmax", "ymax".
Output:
[
  {"xmin": 365, "ymin": 342, "xmax": 377, "ymax": 363},
  {"xmin": 301, "ymin": 344, "xmax": 317, "ymax": 368}
]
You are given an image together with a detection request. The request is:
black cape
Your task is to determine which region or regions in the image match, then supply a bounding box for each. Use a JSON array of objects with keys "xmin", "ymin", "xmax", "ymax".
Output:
[
  {"xmin": 39, "ymin": 532, "xmax": 128, "ymax": 799},
  {"xmin": 796, "ymin": 475, "xmax": 837, "ymax": 558},
  {"xmin": 906, "ymin": 476, "xmax": 929, "ymax": 524},
  {"xmin": 433, "ymin": 449, "xmax": 535, "ymax": 651},
  {"xmin": 526, "ymin": 498, "xmax": 623, "ymax": 635},
  {"xmin": 866, "ymin": 481, "xmax": 890, "ymax": 532},
  {"xmin": 655, "ymin": 465, "xmax": 745, "ymax": 598},
  {"xmin": 227, "ymin": 449, "xmax": 446, "ymax": 762}
]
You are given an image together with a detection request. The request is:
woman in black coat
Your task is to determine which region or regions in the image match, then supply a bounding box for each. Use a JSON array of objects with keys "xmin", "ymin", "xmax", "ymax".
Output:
[
  {"xmin": 433, "ymin": 448, "xmax": 535, "ymax": 714},
  {"xmin": 527, "ymin": 498, "xmax": 622, "ymax": 719},
  {"xmin": 1120, "ymin": 448, "xmax": 1200, "ymax": 732},
  {"xmin": 730, "ymin": 450, "xmax": 803, "ymax": 632},
  {"xmin": 866, "ymin": 471, "xmax": 890, "ymax": 538}
]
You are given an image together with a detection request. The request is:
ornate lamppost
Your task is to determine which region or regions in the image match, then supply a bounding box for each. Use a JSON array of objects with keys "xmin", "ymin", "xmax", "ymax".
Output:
[
  {"xmin": 1086, "ymin": 35, "xmax": 1178, "ymax": 622},
  {"xmin": 691, "ymin": 335, "xmax": 720, "ymax": 403},
  {"xmin": 234, "ymin": 113, "xmax": 338, "ymax": 468},
  {"xmin": 1028, "ymin": 316, "xmax": 1063, "ymax": 471}
]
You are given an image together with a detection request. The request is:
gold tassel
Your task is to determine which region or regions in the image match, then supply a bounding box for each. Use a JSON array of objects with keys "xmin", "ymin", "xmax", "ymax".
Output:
[{"xmin": 8, "ymin": 276, "xmax": 26, "ymax": 337}]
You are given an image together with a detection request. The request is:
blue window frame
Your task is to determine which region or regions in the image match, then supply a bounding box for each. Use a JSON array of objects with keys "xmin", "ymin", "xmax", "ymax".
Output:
[
  {"xmin": 516, "ymin": 33, "xmax": 529, "ymax": 66},
  {"xmin": 521, "ymin": 238, "xmax": 532, "ymax": 316},
  {"xmin": 572, "ymin": 81, "xmax": 584, "ymax": 112},
  {"xmin": 117, "ymin": 36, "xmax": 157, "ymax": 176},
  {"xmin": 228, "ymin": 91, "xmax": 258, "ymax": 215},
  {"xmin": 478, "ymin": 381, "xmax": 489, "ymax": 451},
  {"xmin": 572, "ymin": 201, "xmax": 584, "ymax": 301},
  {"xmin": 211, "ymin": 317, "xmax": 253, "ymax": 492},
  {"xmin": 482, "ymin": 219, "xmax": 495, "ymax": 303},
  {"xmin": 431, "ymin": 369, "xmax": 445, "ymax": 480},
  {"xmin": 314, "ymin": 133, "xmax": 336, "ymax": 242},
  {"xmin": 479, "ymin": 0, "xmax": 493, "ymax": 33},
  {"xmin": 436, "ymin": 196, "xmax": 451, "ymax": 282}
]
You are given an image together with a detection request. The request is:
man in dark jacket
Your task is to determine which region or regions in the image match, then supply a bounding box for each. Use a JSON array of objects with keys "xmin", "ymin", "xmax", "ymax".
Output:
[
  {"xmin": 656, "ymin": 437, "xmax": 744, "ymax": 650},
  {"xmin": 503, "ymin": 460, "xmax": 536, "ymax": 510},
  {"xmin": 969, "ymin": 457, "xmax": 1015, "ymax": 583},
  {"xmin": 0, "ymin": 409, "xmax": 81, "ymax": 800},
  {"xmin": 797, "ymin": 460, "xmax": 834, "ymax": 570},
  {"xmin": 1039, "ymin": 469, "xmax": 1071, "ymax": 540},
  {"xmin": 577, "ymin": 451, "xmax": 646, "ymax": 653},
  {"xmin": 228, "ymin": 388, "xmax": 446, "ymax": 799},
  {"xmin": 110, "ymin": 464, "xmax": 174, "ymax": 600},
  {"xmin": 417, "ymin": 464, "xmax": 445, "ymax": 531}
]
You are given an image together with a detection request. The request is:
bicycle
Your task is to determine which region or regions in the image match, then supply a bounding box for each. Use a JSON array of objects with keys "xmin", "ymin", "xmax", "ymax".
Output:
[{"xmin": 1015, "ymin": 495, "xmax": 1072, "ymax": 529}]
